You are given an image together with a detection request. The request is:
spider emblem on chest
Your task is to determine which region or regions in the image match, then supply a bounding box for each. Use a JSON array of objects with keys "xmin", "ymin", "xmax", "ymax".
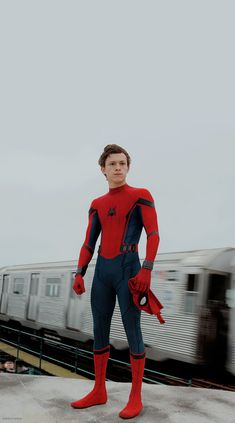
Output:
[{"xmin": 108, "ymin": 207, "xmax": 116, "ymax": 216}]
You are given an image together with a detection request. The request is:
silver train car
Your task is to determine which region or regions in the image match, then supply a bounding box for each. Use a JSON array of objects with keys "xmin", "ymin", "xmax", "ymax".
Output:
[{"xmin": 0, "ymin": 247, "xmax": 234, "ymax": 375}]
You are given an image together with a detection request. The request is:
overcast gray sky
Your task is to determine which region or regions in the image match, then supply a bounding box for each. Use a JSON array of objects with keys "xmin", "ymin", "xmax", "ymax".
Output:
[{"xmin": 0, "ymin": 0, "xmax": 234, "ymax": 267}]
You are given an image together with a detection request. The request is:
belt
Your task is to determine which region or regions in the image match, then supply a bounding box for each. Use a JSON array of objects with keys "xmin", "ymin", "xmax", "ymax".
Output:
[{"xmin": 120, "ymin": 244, "xmax": 138, "ymax": 253}]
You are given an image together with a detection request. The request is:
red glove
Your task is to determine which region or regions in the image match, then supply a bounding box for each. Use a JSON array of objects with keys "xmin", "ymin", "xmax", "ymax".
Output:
[
  {"xmin": 73, "ymin": 274, "xmax": 85, "ymax": 295},
  {"xmin": 130, "ymin": 268, "xmax": 151, "ymax": 293}
]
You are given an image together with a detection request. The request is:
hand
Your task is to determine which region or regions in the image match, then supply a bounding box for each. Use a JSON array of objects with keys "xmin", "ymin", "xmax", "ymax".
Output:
[
  {"xmin": 129, "ymin": 268, "xmax": 151, "ymax": 293},
  {"xmin": 73, "ymin": 274, "xmax": 85, "ymax": 295}
]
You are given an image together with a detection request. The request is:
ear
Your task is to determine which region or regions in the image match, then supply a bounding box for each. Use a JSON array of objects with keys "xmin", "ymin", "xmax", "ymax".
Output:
[{"xmin": 101, "ymin": 167, "xmax": 106, "ymax": 177}]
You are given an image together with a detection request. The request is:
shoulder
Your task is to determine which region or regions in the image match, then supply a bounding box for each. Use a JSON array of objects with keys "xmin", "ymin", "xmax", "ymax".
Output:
[
  {"xmin": 138, "ymin": 187, "xmax": 154, "ymax": 201},
  {"xmin": 129, "ymin": 186, "xmax": 155, "ymax": 208},
  {"xmin": 89, "ymin": 192, "xmax": 109, "ymax": 208},
  {"xmin": 128, "ymin": 186, "xmax": 154, "ymax": 201}
]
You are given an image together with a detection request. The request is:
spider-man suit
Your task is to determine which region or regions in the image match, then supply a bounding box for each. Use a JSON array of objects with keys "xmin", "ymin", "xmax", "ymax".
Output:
[{"xmin": 71, "ymin": 183, "xmax": 160, "ymax": 418}]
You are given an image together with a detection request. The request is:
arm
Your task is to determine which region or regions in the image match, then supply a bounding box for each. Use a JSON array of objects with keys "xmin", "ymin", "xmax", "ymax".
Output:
[
  {"xmin": 73, "ymin": 201, "xmax": 101, "ymax": 295},
  {"xmin": 140, "ymin": 189, "xmax": 160, "ymax": 266},
  {"xmin": 132, "ymin": 190, "xmax": 160, "ymax": 293}
]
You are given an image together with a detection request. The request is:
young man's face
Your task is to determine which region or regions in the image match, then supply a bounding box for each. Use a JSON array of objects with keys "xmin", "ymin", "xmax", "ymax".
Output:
[{"xmin": 101, "ymin": 153, "xmax": 129, "ymax": 187}]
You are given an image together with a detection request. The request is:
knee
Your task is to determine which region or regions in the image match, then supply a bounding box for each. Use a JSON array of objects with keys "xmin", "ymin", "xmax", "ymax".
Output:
[
  {"xmin": 93, "ymin": 313, "xmax": 111, "ymax": 333},
  {"xmin": 93, "ymin": 316, "xmax": 111, "ymax": 350},
  {"xmin": 122, "ymin": 314, "xmax": 141, "ymax": 335},
  {"xmin": 122, "ymin": 308, "xmax": 141, "ymax": 331}
]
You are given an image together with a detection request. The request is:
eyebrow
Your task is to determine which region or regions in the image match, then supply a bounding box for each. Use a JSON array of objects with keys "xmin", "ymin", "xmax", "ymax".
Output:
[{"xmin": 108, "ymin": 160, "xmax": 126, "ymax": 164}]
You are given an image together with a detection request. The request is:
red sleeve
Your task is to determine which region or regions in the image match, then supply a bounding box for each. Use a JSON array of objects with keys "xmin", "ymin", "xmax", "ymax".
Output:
[
  {"xmin": 77, "ymin": 200, "xmax": 101, "ymax": 276},
  {"xmin": 138, "ymin": 189, "xmax": 160, "ymax": 264}
]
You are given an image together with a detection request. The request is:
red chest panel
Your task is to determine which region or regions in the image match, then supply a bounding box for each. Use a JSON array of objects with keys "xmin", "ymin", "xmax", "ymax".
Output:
[
  {"xmin": 78, "ymin": 183, "xmax": 159, "ymax": 267},
  {"xmin": 95, "ymin": 186, "xmax": 138, "ymax": 258}
]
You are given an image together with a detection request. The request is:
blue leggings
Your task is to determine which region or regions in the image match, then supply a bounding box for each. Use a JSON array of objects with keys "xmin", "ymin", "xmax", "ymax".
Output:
[{"xmin": 90, "ymin": 253, "xmax": 144, "ymax": 354}]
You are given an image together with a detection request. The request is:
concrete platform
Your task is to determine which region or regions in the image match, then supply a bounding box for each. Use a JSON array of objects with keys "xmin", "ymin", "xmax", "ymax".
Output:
[{"xmin": 0, "ymin": 374, "xmax": 234, "ymax": 423}]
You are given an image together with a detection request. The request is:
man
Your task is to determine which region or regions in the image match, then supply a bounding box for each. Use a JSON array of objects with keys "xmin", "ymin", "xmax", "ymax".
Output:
[{"xmin": 71, "ymin": 144, "xmax": 160, "ymax": 419}]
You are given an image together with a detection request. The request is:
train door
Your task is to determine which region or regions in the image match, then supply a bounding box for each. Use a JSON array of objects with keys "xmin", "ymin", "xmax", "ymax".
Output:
[
  {"xmin": 27, "ymin": 273, "xmax": 40, "ymax": 321},
  {"xmin": 0, "ymin": 275, "xmax": 10, "ymax": 314},
  {"xmin": 198, "ymin": 271, "xmax": 230, "ymax": 368},
  {"xmin": 66, "ymin": 272, "xmax": 84, "ymax": 330}
]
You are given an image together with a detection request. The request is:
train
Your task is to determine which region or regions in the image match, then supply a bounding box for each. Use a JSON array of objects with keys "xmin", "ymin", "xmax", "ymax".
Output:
[{"xmin": 0, "ymin": 247, "xmax": 234, "ymax": 375}]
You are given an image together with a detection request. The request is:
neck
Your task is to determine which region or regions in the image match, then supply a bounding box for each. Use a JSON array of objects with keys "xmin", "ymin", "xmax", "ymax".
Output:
[
  {"xmin": 108, "ymin": 181, "xmax": 127, "ymax": 189},
  {"xmin": 108, "ymin": 182, "xmax": 128, "ymax": 194}
]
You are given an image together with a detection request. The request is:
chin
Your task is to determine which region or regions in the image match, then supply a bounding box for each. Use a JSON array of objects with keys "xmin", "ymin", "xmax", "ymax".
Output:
[
  {"xmin": 115, "ymin": 176, "xmax": 125, "ymax": 181},
  {"xmin": 112, "ymin": 178, "xmax": 125, "ymax": 185}
]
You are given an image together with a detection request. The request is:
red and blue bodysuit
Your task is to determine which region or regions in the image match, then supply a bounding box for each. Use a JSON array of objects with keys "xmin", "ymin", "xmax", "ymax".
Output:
[
  {"xmin": 76, "ymin": 183, "xmax": 160, "ymax": 354},
  {"xmin": 71, "ymin": 182, "xmax": 160, "ymax": 417}
]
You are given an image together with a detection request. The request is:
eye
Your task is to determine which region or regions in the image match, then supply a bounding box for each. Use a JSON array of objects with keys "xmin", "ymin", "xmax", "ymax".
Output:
[{"xmin": 139, "ymin": 295, "xmax": 148, "ymax": 306}]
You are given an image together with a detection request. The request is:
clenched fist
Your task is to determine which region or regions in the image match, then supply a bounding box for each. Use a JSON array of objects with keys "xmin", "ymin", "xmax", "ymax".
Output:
[
  {"xmin": 129, "ymin": 268, "xmax": 151, "ymax": 293},
  {"xmin": 73, "ymin": 274, "xmax": 85, "ymax": 295}
]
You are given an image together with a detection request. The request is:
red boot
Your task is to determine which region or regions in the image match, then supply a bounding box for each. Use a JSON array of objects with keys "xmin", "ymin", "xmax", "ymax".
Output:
[
  {"xmin": 71, "ymin": 346, "xmax": 110, "ymax": 409},
  {"xmin": 119, "ymin": 352, "xmax": 145, "ymax": 419}
]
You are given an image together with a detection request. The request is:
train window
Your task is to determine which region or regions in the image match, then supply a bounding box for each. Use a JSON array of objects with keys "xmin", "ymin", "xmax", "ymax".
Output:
[
  {"xmin": 186, "ymin": 274, "xmax": 198, "ymax": 292},
  {"xmin": 45, "ymin": 277, "xmax": 61, "ymax": 297},
  {"xmin": 184, "ymin": 274, "xmax": 199, "ymax": 314},
  {"xmin": 13, "ymin": 278, "xmax": 25, "ymax": 295},
  {"xmin": 207, "ymin": 273, "xmax": 229, "ymax": 304},
  {"xmin": 30, "ymin": 274, "xmax": 39, "ymax": 296}
]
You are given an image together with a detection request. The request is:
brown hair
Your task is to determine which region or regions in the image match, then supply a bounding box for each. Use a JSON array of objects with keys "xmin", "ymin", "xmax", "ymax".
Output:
[{"xmin": 98, "ymin": 144, "xmax": 131, "ymax": 168}]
